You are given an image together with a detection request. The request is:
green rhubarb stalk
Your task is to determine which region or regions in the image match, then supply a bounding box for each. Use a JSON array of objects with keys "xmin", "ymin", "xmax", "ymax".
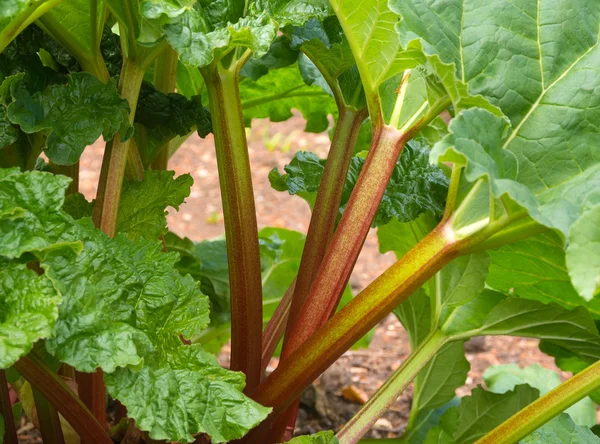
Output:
[
  {"xmin": 201, "ymin": 61, "xmax": 263, "ymax": 392},
  {"xmin": 151, "ymin": 46, "xmax": 179, "ymax": 170},
  {"xmin": 281, "ymin": 97, "xmax": 450, "ymax": 363},
  {"xmin": 90, "ymin": 48, "xmax": 158, "ymax": 424},
  {"xmin": 251, "ymin": 223, "xmax": 461, "ymax": 414},
  {"xmin": 337, "ymin": 331, "xmax": 447, "ymax": 443},
  {"xmin": 261, "ymin": 109, "xmax": 366, "ymax": 370},
  {"xmin": 477, "ymin": 360, "xmax": 600, "ymax": 444},
  {"xmin": 93, "ymin": 56, "xmax": 147, "ymax": 236},
  {"xmin": 0, "ymin": 370, "xmax": 18, "ymax": 444},
  {"xmin": 14, "ymin": 355, "xmax": 112, "ymax": 444}
]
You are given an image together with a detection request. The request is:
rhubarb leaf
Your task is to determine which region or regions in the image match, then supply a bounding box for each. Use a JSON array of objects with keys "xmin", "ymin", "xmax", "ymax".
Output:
[
  {"xmin": 566, "ymin": 207, "xmax": 600, "ymax": 300},
  {"xmin": 484, "ymin": 364, "xmax": 596, "ymax": 427},
  {"xmin": 165, "ymin": 6, "xmax": 277, "ymax": 68},
  {"xmin": 240, "ymin": 64, "xmax": 336, "ymax": 132},
  {"xmin": 424, "ymin": 385, "xmax": 539, "ymax": 444},
  {"xmin": 416, "ymin": 341, "xmax": 469, "ymax": 411},
  {"xmin": 286, "ymin": 431, "xmax": 338, "ymax": 444},
  {"xmin": 438, "ymin": 252, "xmax": 489, "ymax": 308},
  {"xmin": 105, "ymin": 345, "xmax": 270, "ymax": 443},
  {"xmin": 487, "ymin": 232, "xmax": 600, "ymax": 318},
  {"xmin": 378, "ymin": 212, "xmax": 437, "ymax": 260},
  {"xmin": 272, "ymin": 141, "xmax": 448, "ymax": 225},
  {"xmin": 240, "ymin": 35, "xmax": 299, "ymax": 81},
  {"xmin": 287, "ymin": 17, "xmax": 365, "ymax": 109},
  {"xmin": 62, "ymin": 193, "xmax": 94, "ymax": 220},
  {"xmin": 256, "ymin": 0, "xmax": 330, "ymax": 27},
  {"xmin": 6, "ymin": 72, "xmax": 132, "ymax": 165},
  {"xmin": 441, "ymin": 292, "xmax": 600, "ymax": 364},
  {"xmin": 0, "ymin": 260, "xmax": 61, "ymax": 368},
  {"xmin": 393, "ymin": 289, "xmax": 431, "ymax": 348},
  {"xmin": 521, "ymin": 414, "xmax": 600, "ymax": 444},
  {"xmin": 116, "ymin": 170, "xmax": 193, "ymax": 241},
  {"xmin": 0, "ymin": 168, "xmax": 80, "ymax": 259},
  {"xmin": 328, "ymin": 0, "xmax": 422, "ymax": 114}
]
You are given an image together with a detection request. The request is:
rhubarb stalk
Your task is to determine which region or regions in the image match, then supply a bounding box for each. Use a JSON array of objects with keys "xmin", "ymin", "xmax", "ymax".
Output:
[{"xmin": 201, "ymin": 60, "xmax": 263, "ymax": 392}]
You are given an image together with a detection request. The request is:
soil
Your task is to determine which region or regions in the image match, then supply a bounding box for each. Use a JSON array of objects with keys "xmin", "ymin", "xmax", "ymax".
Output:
[{"xmin": 15, "ymin": 115, "xmax": 565, "ymax": 442}]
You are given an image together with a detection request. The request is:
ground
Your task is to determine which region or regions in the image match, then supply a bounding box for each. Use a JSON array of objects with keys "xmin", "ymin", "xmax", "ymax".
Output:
[{"xmin": 15, "ymin": 115, "xmax": 565, "ymax": 441}]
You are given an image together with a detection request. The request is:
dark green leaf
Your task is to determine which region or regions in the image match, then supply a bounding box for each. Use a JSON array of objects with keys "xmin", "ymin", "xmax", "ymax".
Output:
[
  {"xmin": 272, "ymin": 142, "xmax": 448, "ymax": 226},
  {"xmin": 240, "ymin": 35, "xmax": 299, "ymax": 80},
  {"xmin": 7, "ymin": 72, "xmax": 132, "ymax": 165},
  {"xmin": 62, "ymin": 192, "xmax": 94, "ymax": 220}
]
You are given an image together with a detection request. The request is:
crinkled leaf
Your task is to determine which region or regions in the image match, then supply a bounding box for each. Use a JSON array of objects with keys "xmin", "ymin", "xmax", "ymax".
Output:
[
  {"xmin": 43, "ymin": 219, "xmax": 208, "ymax": 372},
  {"xmin": 521, "ymin": 414, "xmax": 600, "ymax": 444},
  {"xmin": 6, "ymin": 72, "xmax": 132, "ymax": 165},
  {"xmin": 62, "ymin": 192, "xmax": 94, "ymax": 220},
  {"xmin": 256, "ymin": 0, "xmax": 329, "ymax": 27},
  {"xmin": 165, "ymin": 6, "xmax": 277, "ymax": 68},
  {"xmin": 441, "ymin": 291, "xmax": 600, "ymax": 365},
  {"xmin": 105, "ymin": 345, "xmax": 270, "ymax": 443},
  {"xmin": 285, "ymin": 431, "xmax": 338, "ymax": 444},
  {"xmin": 240, "ymin": 64, "xmax": 336, "ymax": 132},
  {"xmin": 567, "ymin": 207, "xmax": 600, "ymax": 301},
  {"xmin": 116, "ymin": 170, "xmax": 193, "ymax": 240},
  {"xmin": 484, "ymin": 364, "xmax": 596, "ymax": 427},
  {"xmin": 135, "ymin": 80, "xmax": 212, "ymax": 144},
  {"xmin": 272, "ymin": 141, "xmax": 448, "ymax": 225},
  {"xmin": 424, "ymin": 385, "xmax": 539, "ymax": 444},
  {"xmin": 487, "ymin": 232, "xmax": 600, "ymax": 318},
  {"xmin": 0, "ymin": 168, "xmax": 80, "ymax": 258},
  {"xmin": 240, "ymin": 35, "xmax": 299, "ymax": 81},
  {"xmin": 0, "ymin": 260, "xmax": 61, "ymax": 368}
]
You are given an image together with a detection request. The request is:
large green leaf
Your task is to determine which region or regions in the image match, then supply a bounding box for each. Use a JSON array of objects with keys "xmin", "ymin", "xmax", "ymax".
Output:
[
  {"xmin": 521, "ymin": 414, "xmax": 600, "ymax": 444},
  {"xmin": 256, "ymin": 0, "xmax": 330, "ymax": 27},
  {"xmin": 377, "ymin": 212, "xmax": 437, "ymax": 260},
  {"xmin": 484, "ymin": 364, "xmax": 596, "ymax": 427},
  {"xmin": 165, "ymin": 6, "xmax": 277, "ymax": 68},
  {"xmin": 395, "ymin": 0, "xmax": 600, "ymax": 169},
  {"xmin": 431, "ymin": 108, "xmax": 600, "ymax": 300},
  {"xmin": 424, "ymin": 385, "xmax": 539, "ymax": 444},
  {"xmin": 0, "ymin": 167, "xmax": 79, "ymax": 258},
  {"xmin": 240, "ymin": 64, "xmax": 336, "ymax": 133},
  {"xmin": 487, "ymin": 232, "xmax": 600, "ymax": 318},
  {"xmin": 415, "ymin": 341, "xmax": 469, "ymax": 412},
  {"xmin": 437, "ymin": 252, "xmax": 489, "ymax": 308},
  {"xmin": 393, "ymin": 289, "xmax": 431, "ymax": 349},
  {"xmin": 271, "ymin": 141, "xmax": 448, "ymax": 225},
  {"xmin": 116, "ymin": 170, "xmax": 193, "ymax": 241},
  {"xmin": 6, "ymin": 72, "xmax": 131, "ymax": 165},
  {"xmin": 0, "ymin": 260, "xmax": 61, "ymax": 368},
  {"xmin": 566, "ymin": 207, "xmax": 600, "ymax": 300},
  {"xmin": 441, "ymin": 292, "xmax": 600, "ymax": 365}
]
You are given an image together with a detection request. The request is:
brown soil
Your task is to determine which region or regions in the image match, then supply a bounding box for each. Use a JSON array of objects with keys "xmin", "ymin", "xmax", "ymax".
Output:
[{"xmin": 66, "ymin": 114, "xmax": 563, "ymax": 440}]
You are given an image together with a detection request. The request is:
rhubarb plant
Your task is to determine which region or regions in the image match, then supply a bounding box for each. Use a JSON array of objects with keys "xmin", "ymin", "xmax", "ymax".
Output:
[{"xmin": 1, "ymin": 0, "xmax": 600, "ymax": 443}]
